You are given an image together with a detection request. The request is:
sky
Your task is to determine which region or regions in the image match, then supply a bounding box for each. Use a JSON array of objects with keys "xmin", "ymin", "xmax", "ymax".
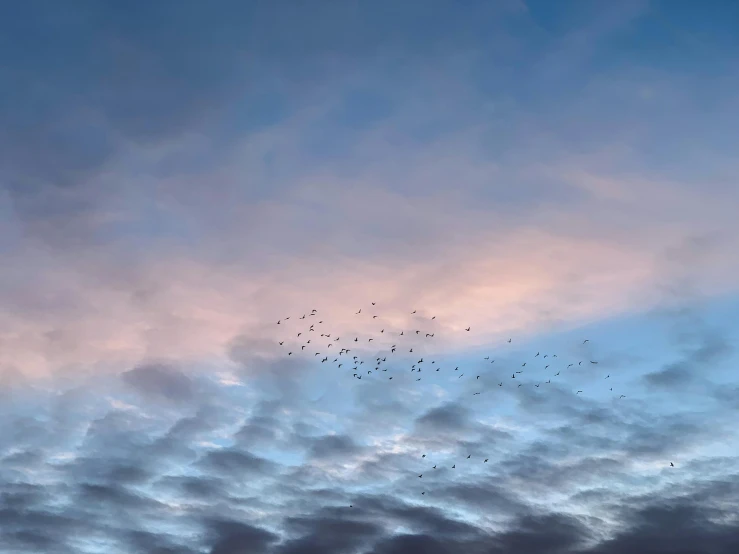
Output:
[{"xmin": 1, "ymin": 0, "xmax": 739, "ymax": 552}]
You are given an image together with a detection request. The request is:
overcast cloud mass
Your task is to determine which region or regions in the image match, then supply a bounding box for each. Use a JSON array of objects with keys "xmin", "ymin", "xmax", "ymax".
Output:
[{"xmin": 1, "ymin": 0, "xmax": 738, "ymax": 552}]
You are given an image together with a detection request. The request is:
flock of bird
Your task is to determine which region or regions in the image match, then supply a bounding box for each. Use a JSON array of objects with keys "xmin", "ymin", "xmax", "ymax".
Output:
[{"xmin": 274, "ymin": 303, "xmax": 669, "ymax": 500}]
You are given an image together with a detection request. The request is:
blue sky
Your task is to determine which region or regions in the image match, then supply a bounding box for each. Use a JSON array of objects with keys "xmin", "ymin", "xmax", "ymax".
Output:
[{"xmin": 1, "ymin": 1, "xmax": 739, "ymax": 553}]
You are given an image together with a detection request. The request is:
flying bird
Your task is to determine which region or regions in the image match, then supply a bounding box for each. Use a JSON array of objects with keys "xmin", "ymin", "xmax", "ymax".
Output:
[{"xmin": 466, "ymin": 327, "xmax": 470, "ymax": 331}]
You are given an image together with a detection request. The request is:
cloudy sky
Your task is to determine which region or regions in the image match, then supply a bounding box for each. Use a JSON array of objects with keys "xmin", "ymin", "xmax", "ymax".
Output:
[{"xmin": 1, "ymin": 0, "xmax": 739, "ymax": 552}]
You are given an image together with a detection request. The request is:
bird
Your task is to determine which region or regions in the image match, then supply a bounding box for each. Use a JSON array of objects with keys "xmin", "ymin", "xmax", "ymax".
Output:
[
  {"xmin": 418, "ymin": 474, "xmax": 423, "ymax": 478},
  {"xmin": 465, "ymin": 327, "xmax": 470, "ymax": 331},
  {"xmin": 279, "ymin": 341, "xmax": 284, "ymax": 345},
  {"xmin": 467, "ymin": 455, "xmax": 471, "ymax": 459},
  {"xmin": 605, "ymin": 375, "xmax": 610, "ymax": 379},
  {"xmin": 577, "ymin": 390, "xmax": 583, "ymax": 394},
  {"xmin": 372, "ymin": 302, "xmax": 376, "ymax": 305},
  {"xmin": 555, "ymin": 371, "xmax": 560, "ymax": 376},
  {"xmin": 452, "ymin": 464, "xmax": 456, "ymax": 469},
  {"xmin": 356, "ymin": 309, "xmax": 361, "ymax": 314},
  {"xmin": 484, "ymin": 459, "xmax": 488, "ymax": 463},
  {"xmin": 670, "ymin": 462, "xmax": 674, "ymax": 467},
  {"xmin": 422, "ymin": 454, "xmax": 426, "ymax": 458},
  {"xmin": 535, "ymin": 352, "xmax": 540, "ymax": 357},
  {"xmin": 373, "ymin": 315, "xmax": 378, "ymax": 319},
  {"xmin": 433, "ymin": 465, "xmax": 437, "ymax": 469},
  {"xmin": 583, "ymin": 339, "xmax": 589, "ymax": 343},
  {"xmin": 508, "ymin": 338, "xmax": 511, "ymax": 343},
  {"xmin": 277, "ymin": 320, "xmax": 281, "ymax": 324},
  {"xmin": 590, "ymin": 361, "xmax": 598, "ymax": 364},
  {"xmin": 619, "ymin": 395, "xmax": 626, "ymax": 399}
]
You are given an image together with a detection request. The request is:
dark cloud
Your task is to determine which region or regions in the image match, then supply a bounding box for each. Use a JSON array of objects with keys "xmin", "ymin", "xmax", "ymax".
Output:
[
  {"xmin": 121, "ymin": 362, "xmax": 194, "ymax": 403},
  {"xmin": 305, "ymin": 434, "xmax": 362, "ymax": 460},
  {"xmin": 197, "ymin": 448, "xmax": 278, "ymax": 478}
]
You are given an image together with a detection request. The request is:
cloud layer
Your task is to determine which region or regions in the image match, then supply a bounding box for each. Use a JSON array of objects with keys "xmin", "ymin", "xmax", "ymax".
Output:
[{"xmin": 1, "ymin": 0, "xmax": 739, "ymax": 552}]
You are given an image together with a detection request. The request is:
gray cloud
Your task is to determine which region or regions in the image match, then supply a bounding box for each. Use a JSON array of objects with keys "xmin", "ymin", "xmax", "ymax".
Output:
[{"xmin": 121, "ymin": 362, "xmax": 194, "ymax": 403}]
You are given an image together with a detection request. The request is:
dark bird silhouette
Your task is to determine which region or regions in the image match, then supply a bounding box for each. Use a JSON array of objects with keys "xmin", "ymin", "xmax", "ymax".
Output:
[
  {"xmin": 466, "ymin": 327, "xmax": 470, "ymax": 331},
  {"xmin": 467, "ymin": 455, "xmax": 471, "ymax": 459},
  {"xmin": 422, "ymin": 454, "xmax": 426, "ymax": 458},
  {"xmin": 484, "ymin": 459, "xmax": 488, "ymax": 462},
  {"xmin": 373, "ymin": 315, "xmax": 378, "ymax": 319},
  {"xmin": 288, "ymin": 352, "xmax": 292, "ymax": 355},
  {"xmin": 433, "ymin": 465, "xmax": 436, "ymax": 469},
  {"xmin": 452, "ymin": 464, "xmax": 455, "ymax": 469},
  {"xmin": 535, "ymin": 352, "xmax": 539, "ymax": 357},
  {"xmin": 577, "ymin": 390, "xmax": 583, "ymax": 394},
  {"xmin": 583, "ymin": 339, "xmax": 589, "ymax": 343},
  {"xmin": 356, "ymin": 309, "xmax": 361, "ymax": 314},
  {"xmin": 277, "ymin": 320, "xmax": 281, "ymax": 324},
  {"xmin": 418, "ymin": 474, "xmax": 423, "ymax": 478},
  {"xmin": 590, "ymin": 361, "xmax": 598, "ymax": 364},
  {"xmin": 508, "ymin": 338, "xmax": 511, "ymax": 343},
  {"xmin": 477, "ymin": 375, "xmax": 480, "ymax": 379},
  {"xmin": 279, "ymin": 341, "xmax": 284, "ymax": 345},
  {"xmin": 473, "ymin": 392, "xmax": 480, "ymax": 395},
  {"xmin": 412, "ymin": 310, "xmax": 416, "ymax": 314},
  {"xmin": 302, "ymin": 346, "xmax": 306, "ymax": 350},
  {"xmin": 555, "ymin": 371, "xmax": 560, "ymax": 376},
  {"xmin": 605, "ymin": 375, "xmax": 610, "ymax": 379},
  {"xmin": 568, "ymin": 363, "xmax": 573, "ymax": 367},
  {"xmin": 498, "ymin": 382, "xmax": 502, "ymax": 387},
  {"xmin": 372, "ymin": 302, "xmax": 376, "ymax": 305},
  {"xmin": 670, "ymin": 462, "xmax": 674, "ymax": 467},
  {"xmin": 620, "ymin": 395, "xmax": 626, "ymax": 399}
]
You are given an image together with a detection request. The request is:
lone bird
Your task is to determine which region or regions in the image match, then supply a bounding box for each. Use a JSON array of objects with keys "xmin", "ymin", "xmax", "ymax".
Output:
[
  {"xmin": 670, "ymin": 462, "xmax": 674, "ymax": 467},
  {"xmin": 466, "ymin": 327, "xmax": 470, "ymax": 331}
]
